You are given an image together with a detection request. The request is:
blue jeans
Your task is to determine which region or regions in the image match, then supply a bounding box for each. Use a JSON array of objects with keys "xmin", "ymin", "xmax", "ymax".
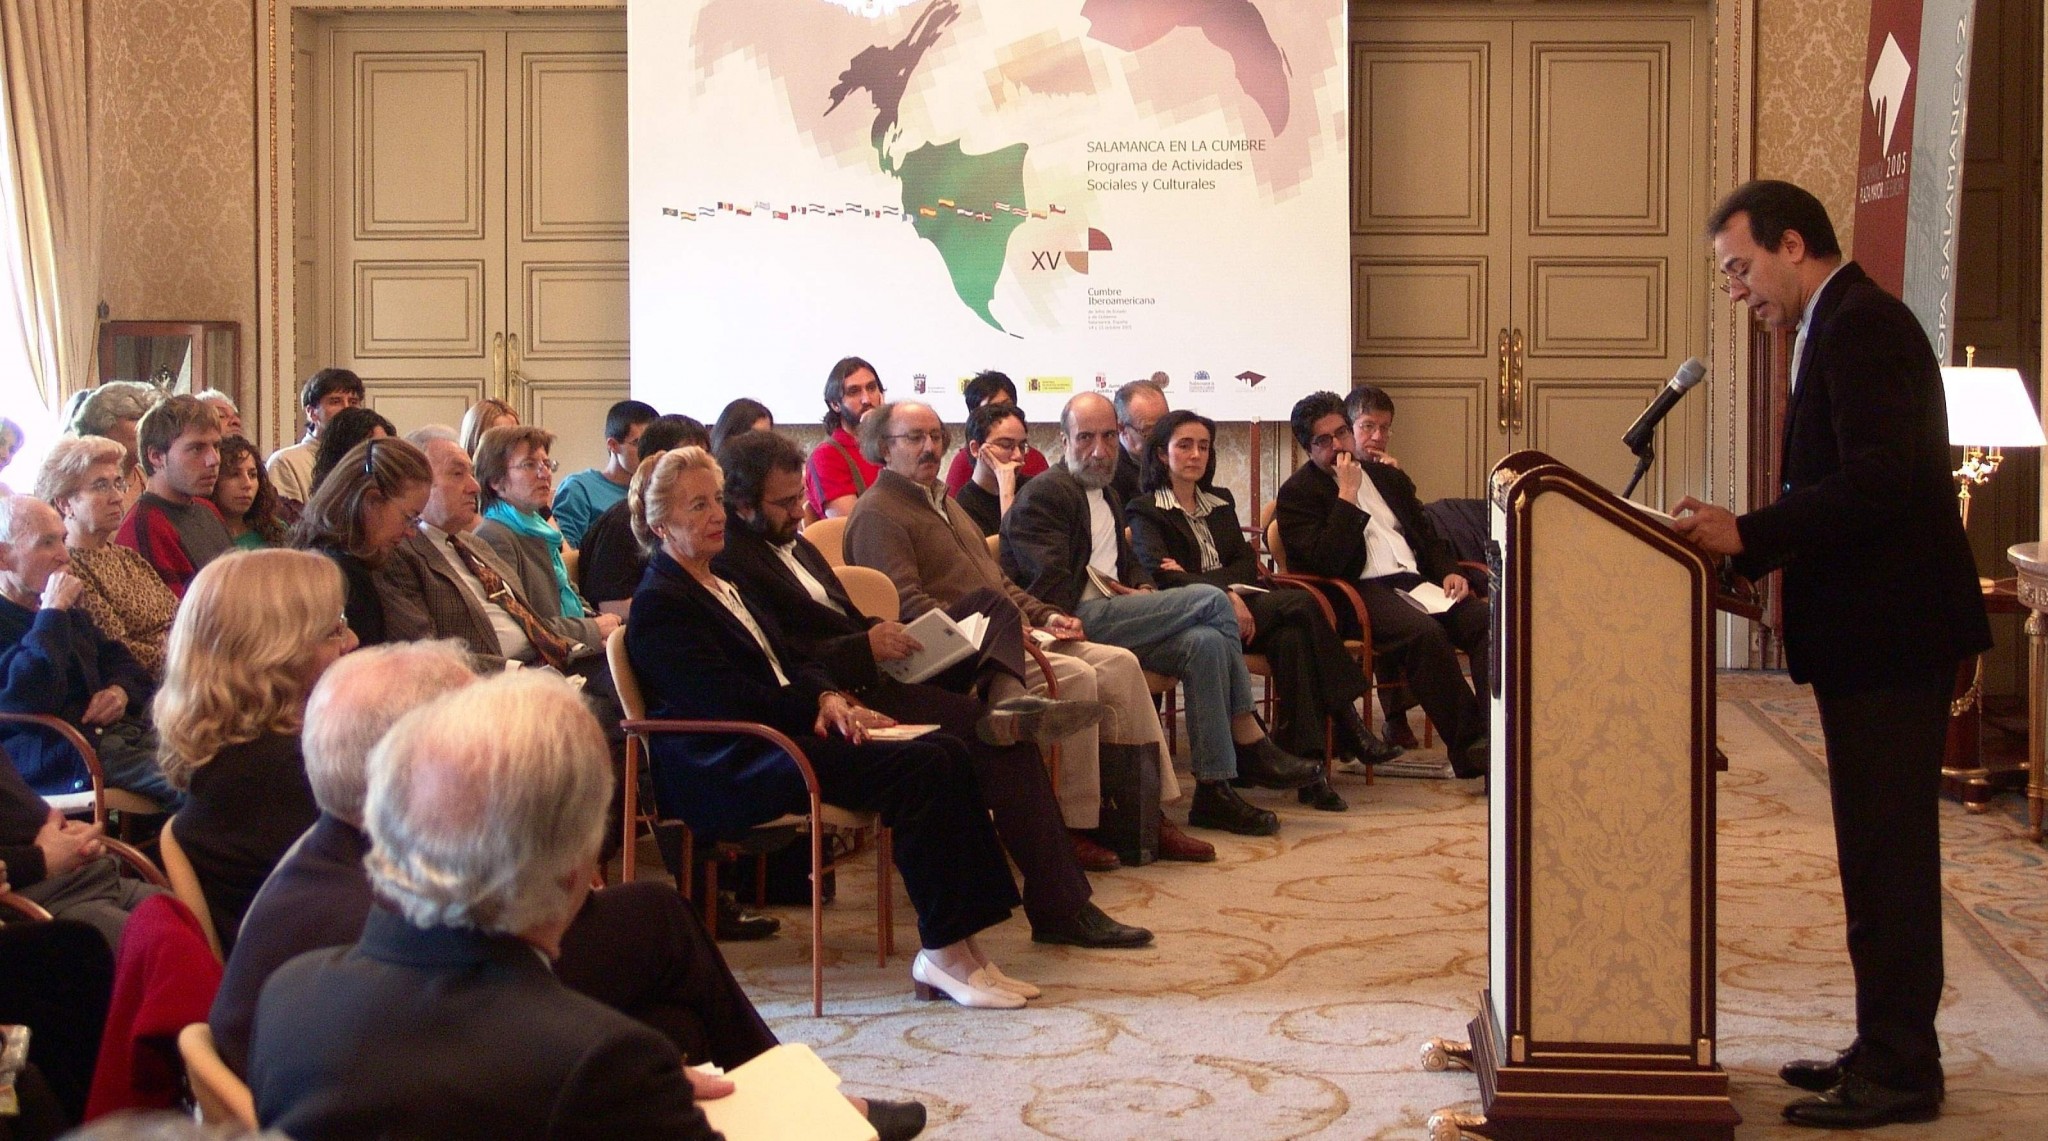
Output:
[{"xmin": 1075, "ymin": 584, "xmax": 1252, "ymax": 782}]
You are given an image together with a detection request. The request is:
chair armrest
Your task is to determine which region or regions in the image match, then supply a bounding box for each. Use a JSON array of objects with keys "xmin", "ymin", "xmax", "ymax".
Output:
[
  {"xmin": 619, "ymin": 719, "xmax": 823, "ymax": 802},
  {"xmin": 101, "ymin": 837, "xmax": 170, "ymax": 888},
  {"xmin": 0, "ymin": 890, "xmax": 53, "ymax": 921},
  {"xmin": 1257, "ymin": 576, "xmax": 1339, "ymax": 632},
  {"xmin": 1023, "ymin": 639, "xmax": 1060, "ymax": 698},
  {"xmin": 0, "ymin": 712, "xmax": 108, "ymax": 827},
  {"xmin": 1265, "ymin": 572, "xmax": 1376, "ymax": 676}
]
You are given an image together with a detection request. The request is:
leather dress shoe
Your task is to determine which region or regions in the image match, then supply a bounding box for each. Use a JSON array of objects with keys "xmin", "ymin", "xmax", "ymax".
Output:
[
  {"xmin": 714, "ymin": 892, "xmax": 780, "ymax": 941},
  {"xmin": 1451, "ymin": 736, "xmax": 1491, "ymax": 780},
  {"xmin": 1070, "ymin": 830, "xmax": 1122, "ymax": 871},
  {"xmin": 1032, "ymin": 901, "xmax": 1154, "ymax": 948},
  {"xmin": 1233, "ymin": 738, "xmax": 1320, "ymax": 789},
  {"xmin": 1297, "ymin": 777, "xmax": 1348, "ymax": 812},
  {"xmin": 911, "ymin": 950, "xmax": 1025, "ymax": 1008},
  {"xmin": 977, "ymin": 695, "xmax": 1108, "ymax": 748},
  {"xmin": 1188, "ymin": 780, "xmax": 1280, "ymax": 836},
  {"xmin": 864, "ymin": 1098, "xmax": 927, "ymax": 1141},
  {"xmin": 1781, "ymin": 1050, "xmax": 1853, "ymax": 1093},
  {"xmin": 1155, "ymin": 814, "xmax": 1216, "ymax": 861},
  {"xmin": 1782, "ymin": 1073, "xmax": 1941, "ymax": 1129}
]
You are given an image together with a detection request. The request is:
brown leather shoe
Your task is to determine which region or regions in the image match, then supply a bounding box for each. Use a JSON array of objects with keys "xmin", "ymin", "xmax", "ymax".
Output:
[
  {"xmin": 1070, "ymin": 830, "xmax": 1122, "ymax": 871},
  {"xmin": 1155, "ymin": 814, "xmax": 1217, "ymax": 862}
]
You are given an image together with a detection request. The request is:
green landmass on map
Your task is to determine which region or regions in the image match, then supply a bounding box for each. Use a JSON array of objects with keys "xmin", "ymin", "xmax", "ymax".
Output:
[{"xmin": 897, "ymin": 140, "xmax": 1029, "ymax": 332}]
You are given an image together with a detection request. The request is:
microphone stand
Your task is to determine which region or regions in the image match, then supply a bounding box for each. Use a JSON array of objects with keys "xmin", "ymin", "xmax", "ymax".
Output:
[{"xmin": 1621, "ymin": 442, "xmax": 1654, "ymax": 500}]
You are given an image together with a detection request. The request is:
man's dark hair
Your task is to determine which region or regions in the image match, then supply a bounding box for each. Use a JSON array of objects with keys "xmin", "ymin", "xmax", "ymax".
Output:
[
  {"xmin": 603, "ymin": 400, "xmax": 659, "ymax": 445},
  {"xmin": 966, "ymin": 400, "xmax": 1025, "ymax": 446},
  {"xmin": 718, "ymin": 429, "xmax": 806, "ymax": 514},
  {"xmin": 299, "ymin": 367, "xmax": 365, "ymax": 411},
  {"xmin": 639, "ymin": 414, "xmax": 706, "ymax": 458},
  {"xmin": 962, "ymin": 370, "xmax": 1019, "ymax": 414},
  {"xmin": 1113, "ymin": 379, "xmax": 1165, "ymax": 426},
  {"xmin": 1344, "ymin": 384, "xmax": 1395, "ymax": 424},
  {"xmin": 822, "ymin": 356, "xmax": 880, "ymax": 431},
  {"xmin": 1706, "ymin": 179, "xmax": 1842, "ymax": 259},
  {"xmin": 1138, "ymin": 408, "xmax": 1217, "ymax": 495},
  {"xmin": 710, "ymin": 398, "xmax": 773, "ymax": 453},
  {"xmin": 309, "ymin": 406, "xmax": 399, "ymax": 496},
  {"xmin": 1289, "ymin": 391, "xmax": 1347, "ymax": 450}
]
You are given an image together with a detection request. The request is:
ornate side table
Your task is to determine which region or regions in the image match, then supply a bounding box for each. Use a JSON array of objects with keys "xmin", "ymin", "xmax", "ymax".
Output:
[{"xmin": 2007, "ymin": 543, "xmax": 2048, "ymax": 842}]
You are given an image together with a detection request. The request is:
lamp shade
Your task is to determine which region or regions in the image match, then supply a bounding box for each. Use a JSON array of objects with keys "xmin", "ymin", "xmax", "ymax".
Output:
[{"xmin": 1942, "ymin": 366, "xmax": 2047, "ymax": 448}]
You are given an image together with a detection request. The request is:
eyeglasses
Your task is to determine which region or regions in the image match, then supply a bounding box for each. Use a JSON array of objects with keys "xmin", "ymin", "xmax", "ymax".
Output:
[
  {"xmin": 764, "ymin": 491, "xmax": 805, "ymax": 514},
  {"xmin": 1355, "ymin": 420, "xmax": 1393, "ymax": 440},
  {"xmin": 1718, "ymin": 257, "xmax": 1754, "ymax": 294},
  {"xmin": 980, "ymin": 437, "xmax": 1027, "ymax": 454},
  {"xmin": 1309, "ymin": 425, "xmax": 1353, "ymax": 450},
  {"xmin": 326, "ymin": 613, "xmax": 352, "ymax": 642},
  {"xmin": 511, "ymin": 457, "xmax": 560, "ymax": 474},
  {"xmin": 887, "ymin": 431, "xmax": 946, "ymax": 447},
  {"xmin": 85, "ymin": 477, "xmax": 129, "ymax": 496}
]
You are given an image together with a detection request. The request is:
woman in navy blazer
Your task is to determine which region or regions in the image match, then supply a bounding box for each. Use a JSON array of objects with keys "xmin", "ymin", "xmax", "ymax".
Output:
[{"xmin": 625, "ymin": 446, "xmax": 1032, "ymax": 1009}]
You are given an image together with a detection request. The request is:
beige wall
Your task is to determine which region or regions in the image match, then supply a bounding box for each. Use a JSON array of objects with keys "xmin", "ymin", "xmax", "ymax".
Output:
[
  {"xmin": 1755, "ymin": 1, "xmax": 1866, "ymax": 255},
  {"xmin": 91, "ymin": 0, "xmax": 257, "ymax": 401}
]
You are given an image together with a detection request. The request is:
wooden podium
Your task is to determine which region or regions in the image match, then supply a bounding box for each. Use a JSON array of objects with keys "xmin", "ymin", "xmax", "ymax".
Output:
[{"xmin": 1425, "ymin": 452, "xmax": 1741, "ymax": 1140}]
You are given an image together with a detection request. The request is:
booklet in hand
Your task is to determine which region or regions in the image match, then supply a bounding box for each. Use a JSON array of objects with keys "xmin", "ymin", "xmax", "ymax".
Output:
[
  {"xmin": 881, "ymin": 608, "xmax": 981, "ymax": 685},
  {"xmin": 1397, "ymin": 581, "xmax": 1456, "ymax": 615}
]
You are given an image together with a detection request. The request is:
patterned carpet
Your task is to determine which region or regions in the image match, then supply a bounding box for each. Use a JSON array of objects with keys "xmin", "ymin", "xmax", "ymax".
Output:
[{"xmin": 699, "ymin": 672, "xmax": 2048, "ymax": 1138}]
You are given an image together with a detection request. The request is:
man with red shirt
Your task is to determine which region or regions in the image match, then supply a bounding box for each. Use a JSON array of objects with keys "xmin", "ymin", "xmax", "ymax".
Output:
[
  {"xmin": 115, "ymin": 395, "xmax": 229, "ymax": 598},
  {"xmin": 804, "ymin": 356, "xmax": 886, "ymax": 519}
]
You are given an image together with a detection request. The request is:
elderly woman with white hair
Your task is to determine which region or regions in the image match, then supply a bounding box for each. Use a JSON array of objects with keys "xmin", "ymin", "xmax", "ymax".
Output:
[
  {"xmin": 627, "ymin": 446, "xmax": 1036, "ymax": 1009},
  {"xmin": 67, "ymin": 381, "xmax": 160, "ymax": 517},
  {"xmin": 33, "ymin": 436, "xmax": 179, "ymax": 677},
  {"xmin": 154, "ymin": 549, "xmax": 358, "ymax": 951},
  {"xmin": 248, "ymin": 671, "xmax": 721, "ymax": 1141}
]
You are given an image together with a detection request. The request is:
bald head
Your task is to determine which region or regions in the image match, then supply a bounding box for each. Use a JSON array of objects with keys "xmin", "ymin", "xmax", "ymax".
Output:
[
  {"xmin": 0, "ymin": 494, "xmax": 68, "ymax": 604},
  {"xmin": 302, "ymin": 640, "xmax": 478, "ymax": 824},
  {"xmin": 1059, "ymin": 394, "xmax": 1121, "ymax": 489}
]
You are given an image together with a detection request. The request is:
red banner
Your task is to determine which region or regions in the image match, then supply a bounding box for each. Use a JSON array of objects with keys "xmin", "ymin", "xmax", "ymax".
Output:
[{"xmin": 1853, "ymin": 0, "xmax": 1924, "ymax": 296}]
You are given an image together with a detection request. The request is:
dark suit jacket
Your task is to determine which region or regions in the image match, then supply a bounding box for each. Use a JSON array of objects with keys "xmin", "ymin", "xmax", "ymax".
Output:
[
  {"xmin": 1732, "ymin": 262, "xmax": 1991, "ymax": 694},
  {"xmin": 0, "ymin": 598, "xmax": 152, "ymax": 795},
  {"xmin": 250, "ymin": 907, "xmax": 716, "ymax": 1141},
  {"xmin": 626, "ymin": 550, "xmax": 839, "ymax": 839},
  {"xmin": 1124, "ymin": 488, "xmax": 1260, "ymax": 590},
  {"xmin": 375, "ymin": 529, "xmax": 603, "ymax": 665},
  {"xmin": 1274, "ymin": 458, "xmax": 1460, "ymax": 584},
  {"xmin": 577, "ymin": 500, "xmax": 647, "ymax": 607},
  {"xmin": 1002, "ymin": 464, "xmax": 1152, "ymax": 612},
  {"xmin": 712, "ymin": 526, "xmax": 882, "ymax": 692}
]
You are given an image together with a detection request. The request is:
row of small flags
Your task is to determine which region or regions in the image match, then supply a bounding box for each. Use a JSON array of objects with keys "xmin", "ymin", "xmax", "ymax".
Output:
[{"xmin": 660, "ymin": 199, "xmax": 1068, "ymax": 223}]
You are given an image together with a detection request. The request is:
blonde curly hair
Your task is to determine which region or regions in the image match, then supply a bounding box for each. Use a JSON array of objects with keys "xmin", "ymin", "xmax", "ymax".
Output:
[{"xmin": 153, "ymin": 548, "xmax": 346, "ymax": 789}]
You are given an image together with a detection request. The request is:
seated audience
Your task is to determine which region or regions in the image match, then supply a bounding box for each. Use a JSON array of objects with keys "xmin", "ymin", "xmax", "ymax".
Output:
[
  {"xmin": 708, "ymin": 397, "xmax": 773, "ymax": 455},
  {"xmin": 712, "ymin": 431, "xmax": 1145, "ymax": 949},
  {"xmin": 1274, "ymin": 389, "xmax": 1489, "ymax": 779},
  {"xmin": 1109, "ymin": 379, "xmax": 1167, "ymax": 509},
  {"xmin": 843, "ymin": 402, "xmax": 1208, "ymax": 869},
  {"xmin": 3, "ymin": 735, "xmax": 162, "ymax": 949},
  {"xmin": 553, "ymin": 399, "xmax": 658, "ymax": 547},
  {"xmin": 804, "ymin": 356, "xmax": 885, "ymax": 519},
  {"xmin": 210, "ymin": 436, "xmax": 289, "ymax": 550},
  {"xmin": 247, "ymin": 671, "xmax": 722, "ymax": 1140},
  {"xmin": 193, "ymin": 390, "xmax": 244, "ymax": 439},
  {"xmin": 34, "ymin": 438, "xmax": 177, "ymax": 678},
  {"xmin": 153, "ymin": 550, "xmax": 352, "ymax": 953},
  {"xmin": 115, "ymin": 395, "xmax": 230, "ymax": 598},
  {"xmin": 474, "ymin": 426, "xmax": 595, "ymax": 625},
  {"xmin": 289, "ymin": 437, "xmax": 432, "ymax": 647},
  {"xmin": 0, "ymin": 493, "xmax": 172, "ymax": 806},
  {"xmin": 1126, "ymin": 410, "xmax": 1403, "ymax": 812},
  {"xmin": 1004, "ymin": 394, "xmax": 1319, "ymax": 836},
  {"xmin": 953, "ymin": 400, "xmax": 1033, "ymax": 538},
  {"xmin": 628, "ymin": 447, "xmax": 1037, "ymax": 1007},
  {"xmin": 304, "ymin": 406, "xmax": 396, "ymax": 499},
  {"xmin": 67, "ymin": 381, "xmax": 159, "ymax": 517},
  {"xmin": 942, "ymin": 370, "xmax": 1050, "ymax": 495},
  {"xmin": 577, "ymin": 416, "xmax": 706, "ymax": 610},
  {"xmin": 267, "ymin": 368, "xmax": 364, "ymax": 508},
  {"xmin": 457, "ymin": 396, "xmax": 519, "ymax": 458}
]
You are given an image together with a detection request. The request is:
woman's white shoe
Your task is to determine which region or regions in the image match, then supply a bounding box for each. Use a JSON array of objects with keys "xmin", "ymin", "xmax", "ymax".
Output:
[
  {"xmin": 912, "ymin": 950, "xmax": 1025, "ymax": 1009},
  {"xmin": 979, "ymin": 962, "xmax": 1041, "ymax": 999}
]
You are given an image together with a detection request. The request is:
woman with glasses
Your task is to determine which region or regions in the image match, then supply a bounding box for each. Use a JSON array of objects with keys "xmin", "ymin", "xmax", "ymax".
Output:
[
  {"xmin": 212, "ymin": 435, "xmax": 291, "ymax": 550},
  {"xmin": 291, "ymin": 437, "xmax": 431, "ymax": 646},
  {"xmin": 32, "ymin": 436, "xmax": 179, "ymax": 678},
  {"xmin": 953, "ymin": 401, "xmax": 1032, "ymax": 538},
  {"xmin": 473, "ymin": 425, "xmax": 602, "ymax": 633},
  {"xmin": 154, "ymin": 549, "xmax": 358, "ymax": 951}
]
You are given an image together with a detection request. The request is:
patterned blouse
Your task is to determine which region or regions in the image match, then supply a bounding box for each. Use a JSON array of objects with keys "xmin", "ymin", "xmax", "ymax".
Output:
[{"xmin": 66, "ymin": 542, "xmax": 179, "ymax": 678}]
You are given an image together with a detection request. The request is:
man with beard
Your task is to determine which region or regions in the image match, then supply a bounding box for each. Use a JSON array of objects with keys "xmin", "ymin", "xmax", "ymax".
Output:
[
  {"xmin": 1001, "ymin": 393, "xmax": 1321, "ymax": 838},
  {"xmin": 804, "ymin": 356, "xmax": 887, "ymax": 519}
]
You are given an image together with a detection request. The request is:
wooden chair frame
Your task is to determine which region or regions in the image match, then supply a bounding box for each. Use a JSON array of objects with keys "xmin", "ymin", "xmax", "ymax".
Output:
[
  {"xmin": 0, "ymin": 711, "xmax": 166, "ymax": 835},
  {"xmin": 158, "ymin": 817, "xmax": 223, "ymax": 961},
  {"xmin": 178, "ymin": 1023, "xmax": 257, "ymax": 1127}
]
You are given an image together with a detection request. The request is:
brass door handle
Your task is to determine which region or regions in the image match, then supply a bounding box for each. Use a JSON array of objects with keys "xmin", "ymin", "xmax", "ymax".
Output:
[
  {"xmin": 1509, "ymin": 328, "xmax": 1527, "ymax": 432},
  {"xmin": 507, "ymin": 333, "xmax": 524, "ymax": 399},
  {"xmin": 1497, "ymin": 328, "xmax": 1511, "ymax": 431},
  {"xmin": 491, "ymin": 332, "xmax": 506, "ymax": 401}
]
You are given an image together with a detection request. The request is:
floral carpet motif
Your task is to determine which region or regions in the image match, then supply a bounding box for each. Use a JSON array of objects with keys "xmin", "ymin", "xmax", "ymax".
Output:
[{"xmin": 696, "ymin": 671, "xmax": 2048, "ymax": 1138}]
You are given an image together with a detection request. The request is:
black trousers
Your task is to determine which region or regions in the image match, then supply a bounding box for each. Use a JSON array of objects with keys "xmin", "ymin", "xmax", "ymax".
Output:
[
  {"xmin": 799, "ymin": 732, "xmax": 1022, "ymax": 949},
  {"xmin": 556, "ymin": 880, "xmax": 778, "ymax": 1071},
  {"xmin": 862, "ymin": 677, "xmax": 1090, "ymax": 931},
  {"xmin": 0, "ymin": 920, "xmax": 113, "ymax": 1124},
  {"xmin": 1329, "ymin": 574, "xmax": 1488, "ymax": 752},
  {"xmin": 1812, "ymin": 677, "xmax": 1951, "ymax": 1093},
  {"xmin": 1244, "ymin": 587, "xmax": 1370, "ymax": 758}
]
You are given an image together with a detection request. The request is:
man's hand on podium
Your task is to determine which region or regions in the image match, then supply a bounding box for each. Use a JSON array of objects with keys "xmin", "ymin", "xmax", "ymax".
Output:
[{"xmin": 1669, "ymin": 497, "xmax": 1744, "ymax": 556}]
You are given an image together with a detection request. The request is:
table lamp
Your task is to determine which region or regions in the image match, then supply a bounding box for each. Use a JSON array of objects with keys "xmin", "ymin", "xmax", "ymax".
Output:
[{"xmin": 1942, "ymin": 349, "xmax": 2046, "ymax": 531}]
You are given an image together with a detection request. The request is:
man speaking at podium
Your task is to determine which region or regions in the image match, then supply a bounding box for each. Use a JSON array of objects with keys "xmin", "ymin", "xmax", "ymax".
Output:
[{"xmin": 1672, "ymin": 180, "xmax": 1991, "ymax": 1130}]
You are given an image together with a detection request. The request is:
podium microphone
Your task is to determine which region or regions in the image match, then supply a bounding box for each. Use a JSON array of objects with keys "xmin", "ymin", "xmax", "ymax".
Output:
[{"xmin": 1621, "ymin": 357, "xmax": 1706, "ymax": 456}]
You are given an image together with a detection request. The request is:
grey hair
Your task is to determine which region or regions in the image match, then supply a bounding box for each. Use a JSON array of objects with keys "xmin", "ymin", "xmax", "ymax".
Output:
[
  {"xmin": 193, "ymin": 389, "xmax": 239, "ymax": 413},
  {"xmin": 33, "ymin": 435, "xmax": 127, "ymax": 505},
  {"xmin": 405, "ymin": 424, "xmax": 460, "ymax": 448},
  {"xmin": 302, "ymin": 640, "xmax": 478, "ymax": 824},
  {"xmin": 68, "ymin": 381, "xmax": 163, "ymax": 438},
  {"xmin": 58, "ymin": 1108, "xmax": 292, "ymax": 1140},
  {"xmin": 856, "ymin": 401, "xmax": 946, "ymax": 465},
  {"xmin": 363, "ymin": 671, "xmax": 611, "ymax": 934}
]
